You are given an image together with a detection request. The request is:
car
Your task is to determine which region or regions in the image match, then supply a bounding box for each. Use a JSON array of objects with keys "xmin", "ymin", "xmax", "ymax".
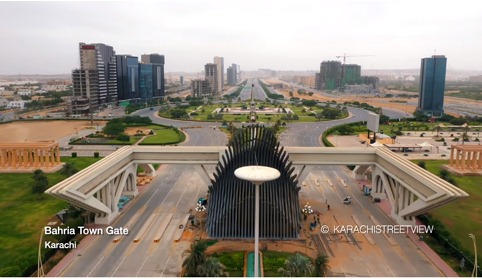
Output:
[{"xmin": 343, "ymin": 196, "xmax": 352, "ymax": 204}]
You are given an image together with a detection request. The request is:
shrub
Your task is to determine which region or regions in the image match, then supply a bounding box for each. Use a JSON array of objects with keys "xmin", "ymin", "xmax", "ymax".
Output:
[
  {"xmin": 417, "ymin": 161, "xmax": 426, "ymax": 169},
  {"xmin": 116, "ymin": 134, "xmax": 130, "ymax": 142},
  {"xmin": 71, "ymin": 152, "xmax": 77, "ymax": 158},
  {"xmin": 94, "ymin": 152, "xmax": 100, "ymax": 158}
]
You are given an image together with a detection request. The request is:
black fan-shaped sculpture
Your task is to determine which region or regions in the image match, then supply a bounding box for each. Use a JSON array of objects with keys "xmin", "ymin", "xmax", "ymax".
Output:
[{"xmin": 206, "ymin": 125, "xmax": 301, "ymax": 239}]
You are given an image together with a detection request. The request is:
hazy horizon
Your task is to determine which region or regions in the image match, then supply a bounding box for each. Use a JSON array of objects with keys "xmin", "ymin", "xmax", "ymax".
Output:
[{"xmin": 1, "ymin": 0, "xmax": 482, "ymax": 75}]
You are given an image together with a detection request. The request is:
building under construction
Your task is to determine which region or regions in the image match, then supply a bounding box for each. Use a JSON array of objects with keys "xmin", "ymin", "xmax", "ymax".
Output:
[{"xmin": 316, "ymin": 60, "xmax": 379, "ymax": 92}]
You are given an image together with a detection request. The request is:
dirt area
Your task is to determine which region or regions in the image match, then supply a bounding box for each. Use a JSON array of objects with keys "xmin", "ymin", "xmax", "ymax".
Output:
[
  {"xmin": 265, "ymin": 78, "xmax": 482, "ymax": 116},
  {"xmin": 124, "ymin": 127, "xmax": 152, "ymax": 136},
  {"xmin": 0, "ymin": 120, "xmax": 105, "ymax": 142}
]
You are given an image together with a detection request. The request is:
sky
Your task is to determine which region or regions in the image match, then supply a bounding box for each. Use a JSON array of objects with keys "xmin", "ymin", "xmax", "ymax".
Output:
[{"xmin": 1, "ymin": 0, "xmax": 482, "ymax": 75}]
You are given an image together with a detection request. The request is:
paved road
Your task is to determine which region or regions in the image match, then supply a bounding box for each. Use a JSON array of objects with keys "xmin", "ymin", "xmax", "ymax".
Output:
[
  {"xmin": 59, "ymin": 117, "xmax": 225, "ymax": 277},
  {"xmin": 300, "ymin": 165, "xmax": 441, "ymax": 276},
  {"xmin": 56, "ymin": 99, "xmax": 445, "ymax": 277},
  {"xmin": 238, "ymin": 78, "xmax": 269, "ymax": 101}
]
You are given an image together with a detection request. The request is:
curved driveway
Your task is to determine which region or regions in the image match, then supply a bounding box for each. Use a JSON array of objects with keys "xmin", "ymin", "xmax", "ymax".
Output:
[{"xmin": 134, "ymin": 106, "xmax": 406, "ymax": 147}]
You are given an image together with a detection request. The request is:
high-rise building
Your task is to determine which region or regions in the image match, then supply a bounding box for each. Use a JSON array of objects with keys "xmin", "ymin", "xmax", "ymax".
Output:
[
  {"xmin": 205, "ymin": 63, "xmax": 218, "ymax": 95},
  {"xmin": 417, "ymin": 55, "xmax": 447, "ymax": 117},
  {"xmin": 139, "ymin": 63, "xmax": 154, "ymax": 99},
  {"xmin": 71, "ymin": 42, "xmax": 117, "ymax": 114},
  {"xmin": 320, "ymin": 61, "xmax": 342, "ymax": 90},
  {"xmin": 116, "ymin": 55, "xmax": 139, "ymax": 101},
  {"xmin": 227, "ymin": 63, "xmax": 238, "ymax": 85},
  {"xmin": 213, "ymin": 56, "xmax": 224, "ymax": 94},
  {"xmin": 191, "ymin": 79, "xmax": 210, "ymax": 98},
  {"xmin": 141, "ymin": 54, "xmax": 165, "ymax": 98},
  {"xmin": 342, "ymin": 64, "xmax": 361, "ymax": 85}
]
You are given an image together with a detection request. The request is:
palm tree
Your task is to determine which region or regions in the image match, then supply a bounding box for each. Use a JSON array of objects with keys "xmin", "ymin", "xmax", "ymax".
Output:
[
  {"xmin": 196, "ymin": 257, "xmax": 226, "ymax": 277},
  {"xmin": 313, "ymin": 254, "xmax": 329, "ymax": 277},
  {"xmin": 182, "ymin": 240, "xmax": 207, "ymax": 276},
  {"xmin": 278, "ymin": 253, "xmax": 314, "ymax": 277}
]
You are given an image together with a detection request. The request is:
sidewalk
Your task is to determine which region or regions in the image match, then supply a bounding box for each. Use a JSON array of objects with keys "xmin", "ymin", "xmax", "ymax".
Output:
[{"xmin": 358, "ymin": 180, "xmax": 459, "ymax": 277}]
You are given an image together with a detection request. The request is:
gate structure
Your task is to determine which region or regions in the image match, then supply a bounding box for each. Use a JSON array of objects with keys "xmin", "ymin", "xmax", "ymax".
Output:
[{"xmin": 206, "ymin": 125, "xmax": 302, "ymax": 239}]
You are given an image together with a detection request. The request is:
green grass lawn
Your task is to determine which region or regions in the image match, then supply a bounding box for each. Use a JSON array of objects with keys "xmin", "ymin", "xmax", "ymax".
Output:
[
  {"xmin": 107, "ymin": 135, "xmax": 143, "ymax": 145},
  {"xmin": 139, "ymin": 125, "xmax": 185, "ymax": 145},
  {"xmin": 0, "ymin": 157, "xmax": 101, "ymax": 276},
  {"xmin": 160, "ymin": 103, "xmax": 348, "ymax": 123},
  {"xmin": 210, "ymin": 250, "xmax": 298, "ymax": 277},
  {"xmin": 213, "ymin": 251, "xmax": 245, "ymax": 277},
  {"xmin": 262, "ymin": 250, "xmax": 296, "ymax": 277},
  {"xmin": 412, "ymin": 159, "xmax": 482, "ymax": 269}
]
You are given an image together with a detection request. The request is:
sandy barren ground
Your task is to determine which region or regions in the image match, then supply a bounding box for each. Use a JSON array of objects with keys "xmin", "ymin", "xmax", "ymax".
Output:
[
  {"xmin": 265, "ymin": 78, "xmax": 482, "ymax": 116},
  {"xmin": 0, "ymin": 120, "xmax": 104, "ymax": 142}
]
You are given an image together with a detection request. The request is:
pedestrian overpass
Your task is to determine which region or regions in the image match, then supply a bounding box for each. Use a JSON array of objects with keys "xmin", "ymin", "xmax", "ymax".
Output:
[{"xmin": 46, "ymin": 145, "xmax": 468, "ymax": 225}]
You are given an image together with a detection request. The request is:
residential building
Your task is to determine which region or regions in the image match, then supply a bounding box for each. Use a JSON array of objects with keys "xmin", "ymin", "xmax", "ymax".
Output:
[
  {"xmin": 71, "ymin": 42, "xmax": 117, "ymax": 114},
  {"xmin": 213, "ymin": 56, "xmax": 224, "ymax": 94},
  {"xmin": 320, "ymin": 61, "xmax": 342, "ymax": 90},
  {"xmin": 227, "ymin": 63, "xmax": 239, "ymax": 85},
  {"xmin": 417, "ymin": 55, "xmax": 447, "ymax": 117},
  {"xmin": 342, "ymin": 64, "xmax": 361, "ymax": 85},
  {"xmin": 191, "ymin": 79, "xmax": 210, "ymax": 98},
  {"xmin": 7, "ymin": 100, "xmax": 30, "ymax": 109},
  {"xmin": 205, "ymin": 63, "xmax": 218, "ymax": 96},
  {"xmin": 116, "ymin": 55, "xmax": 139, "ymax": 100}
]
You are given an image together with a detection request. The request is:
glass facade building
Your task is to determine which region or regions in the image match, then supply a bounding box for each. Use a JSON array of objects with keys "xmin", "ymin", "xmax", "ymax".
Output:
[
  {"xmin": 418, "ymin": 55, "xmax": 447, "ymax": 117},
  {"xmin": 139, "ymin": 64, "xmax": 154, "ymax": 100},
  {"xmin": 116, "ymin": 55, "xmax": 139, "ymax": 101},
  {"xmin": 141, "ymin": 54, "xmax": 165, "ymax": 98}
]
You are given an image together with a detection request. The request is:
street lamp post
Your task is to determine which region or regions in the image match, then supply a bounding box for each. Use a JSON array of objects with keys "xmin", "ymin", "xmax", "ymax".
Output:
[
  {"xmin": 235, "ymin": 165, "xmax": 280, "ymax": 277},
  {"xmin": 38, "ymin": 228, "xmax": 45, "ymax": 277},
  {"xmin": 469, "ymin": 233, "xmax": 478, "ymax": 277}
]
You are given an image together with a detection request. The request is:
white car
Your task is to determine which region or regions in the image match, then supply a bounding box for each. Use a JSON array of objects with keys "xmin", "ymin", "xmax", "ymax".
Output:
[{"xmin": 343, "ymin": 196, "xmax": 352, "ymax": 204}]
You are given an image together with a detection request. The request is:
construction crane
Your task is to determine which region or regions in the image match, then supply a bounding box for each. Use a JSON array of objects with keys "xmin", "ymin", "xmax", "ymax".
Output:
[{"xmin": 335, "ymin": 54, "xmax": 374, "ymax": 65}]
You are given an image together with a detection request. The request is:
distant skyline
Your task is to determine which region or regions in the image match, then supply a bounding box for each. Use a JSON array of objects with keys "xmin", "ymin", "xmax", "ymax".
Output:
[{"xmin": 1, "ymin": 0, "xmax": 482, "ymax": 75}]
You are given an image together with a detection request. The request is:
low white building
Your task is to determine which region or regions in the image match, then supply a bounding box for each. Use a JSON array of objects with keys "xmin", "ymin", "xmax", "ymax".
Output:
[
  {"xmin": 7, "ymin": 100, "xmax": 30, "ymax": 109},
  {"xmin": 17, "ymin": 90, "xmax": 32, "ymax": 96}
]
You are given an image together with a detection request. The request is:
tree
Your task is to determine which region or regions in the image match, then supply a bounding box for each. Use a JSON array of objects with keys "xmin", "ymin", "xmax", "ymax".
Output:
[
  {"xmin": 170, "ymin": 108, "xmax": 188, "ymax": 119},
  {"xmin": 60, "ymin": 162, "xmax": 77, "ymax": 176},
  {"xmin": 182, "ymin": 241, "xmax": 208, "ymax": 276},
  {"xmin": 417, "ymin": 161, "xmax": 426, "ymax": 170},
  {"xmin": 278, "ymin": 253, "xmax": 313, "ymax": 277},
  {"xmin": 379, "ymin": 114, "xmax": 390, "ymax": 124},
  {"xmin": 322, "ymin": 108, "xmax": 341, "ymax": 119},
  {"xmin": 196, "ymin": 257, "xmax": 226, "ymax": 277},
  {"xmin": 103, "ymin": 122, "xmax": 125, "ymax": 136},
  {"xmin": 32, "ymin": 169, "xmax": 48, "ymax": 197},
  {"xmin": 337, "ymin": 125, "xmax": 354, "ymax": 135},
  {"xmin": 313, "ymin": 254, "xmax": 329, "ymax": 277}
]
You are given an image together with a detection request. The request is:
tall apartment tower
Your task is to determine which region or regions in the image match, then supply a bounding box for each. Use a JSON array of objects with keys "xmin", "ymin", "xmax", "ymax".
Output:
[
  {"xmin": 213, "ymin": 56, "xmax": 224, "ymax": 94},
  {"xmin": 71, "ymin": 42, "xmax": 117, "ymax": 114},
  {"xmin": 227, "ymin": 63, "xmax": 238, "ymax": 85},
  {"xmin": 116, "ymin": 55, "xmax": 139, "ymax": 101},
  {"xmin": 417, "ymin": 55, "xmax": 447, "ymax": 117},
  {"xmin": 205, "ymin": 63, "xmax": 218, "ymax": 95},
  {"xmin": 141, "ymin": 54, "xmax": 165, "ymax": 98}
]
